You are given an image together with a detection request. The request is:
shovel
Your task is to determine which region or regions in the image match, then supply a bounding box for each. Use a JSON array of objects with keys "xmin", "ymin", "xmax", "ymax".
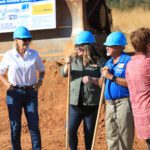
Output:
[
  {"xmin": 66, "ymin": 63, "xmax": 71, "ymax": 150},
  {"xmin": 91, "ymin": 79, "xmax": 105, "ymax": 150}
]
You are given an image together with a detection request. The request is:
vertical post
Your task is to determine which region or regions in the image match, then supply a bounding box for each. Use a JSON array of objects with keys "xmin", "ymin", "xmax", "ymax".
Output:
[{"xmin": 66, "ymin": 0, "xmax": 88, "ymax": 36}]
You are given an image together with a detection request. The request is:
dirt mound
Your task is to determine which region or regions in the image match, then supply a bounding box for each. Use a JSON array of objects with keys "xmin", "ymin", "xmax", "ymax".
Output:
[{"xmin": 0, "ymin": 60, "xmax": 147, "ymax": 150}]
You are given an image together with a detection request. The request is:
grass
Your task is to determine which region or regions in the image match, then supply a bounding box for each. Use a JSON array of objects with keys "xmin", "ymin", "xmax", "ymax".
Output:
[{"xmin": 111, "ymin": 7, "xmax": 150, "ymax": 52}]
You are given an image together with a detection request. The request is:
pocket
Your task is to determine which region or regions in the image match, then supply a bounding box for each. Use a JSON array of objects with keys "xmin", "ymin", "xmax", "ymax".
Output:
[
  {"xmin": 6, "ymin": 90, "xmax": 14, "ymax": 105},
  {"xmin": 33, "ymin": 88, "xmax": 38, "ymax": 93},
  {"xmin": 70, "ymin": 88, "xmax": 75, "ymax": 97},
  {"xmin": 7, "ymin": 89, "xmax": 15, "ymax": 96}
]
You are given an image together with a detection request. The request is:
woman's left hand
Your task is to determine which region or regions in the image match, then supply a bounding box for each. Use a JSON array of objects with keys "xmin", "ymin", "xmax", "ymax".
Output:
[{"xmin": 82, "ymin": 76, "xmax": 91, "ymax": 84}]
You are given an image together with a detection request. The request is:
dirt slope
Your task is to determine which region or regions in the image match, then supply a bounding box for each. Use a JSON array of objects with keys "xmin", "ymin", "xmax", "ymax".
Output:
[{"xmin": 0, "ymin": 60, "xmax": 147, "ymax": 150}]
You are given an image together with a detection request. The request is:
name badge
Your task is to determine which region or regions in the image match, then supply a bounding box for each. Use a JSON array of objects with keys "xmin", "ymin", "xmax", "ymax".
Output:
[{"xmin": 117, "ymin": 63, "xmax": 124, "ymax": 68}]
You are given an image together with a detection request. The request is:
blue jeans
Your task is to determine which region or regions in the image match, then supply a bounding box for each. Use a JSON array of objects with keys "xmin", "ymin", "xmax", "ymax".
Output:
[
  {"xmin": 7, "ymin": 88, "xmax": 41, "ymax": 150},
  {"xmin": 146, "ymin": 139, "xmax": 150, "ymax": 150},
  {"xmin": 69, "ymin": 105, "xmax": 98, "ymax": 150}
]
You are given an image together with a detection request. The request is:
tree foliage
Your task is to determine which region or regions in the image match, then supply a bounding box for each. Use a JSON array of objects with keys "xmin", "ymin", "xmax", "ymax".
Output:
[{"xmin": 106, "ymin": 0, "xmax": 150, "ymax": 9}]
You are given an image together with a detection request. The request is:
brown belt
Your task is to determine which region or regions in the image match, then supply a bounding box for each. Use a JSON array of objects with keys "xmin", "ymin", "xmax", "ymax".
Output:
[{"xmin": 106, "ymin": 97, "xmax": 129, "ymax": 105}]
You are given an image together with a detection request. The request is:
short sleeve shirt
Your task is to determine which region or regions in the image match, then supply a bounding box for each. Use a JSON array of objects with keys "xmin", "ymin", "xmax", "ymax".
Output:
[
  {"xmin": 104, "ymin": 52, "xmax": 130, "ymax": 100},
  {"xmin": 0, "ymin": 48, "xmax": 45, "ymax": 86}
]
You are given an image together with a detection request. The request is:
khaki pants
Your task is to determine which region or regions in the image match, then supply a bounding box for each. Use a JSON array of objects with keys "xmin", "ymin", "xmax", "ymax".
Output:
[{"xmin": 105, "ymin": 98, "xmax": 134, "ymax": 150}]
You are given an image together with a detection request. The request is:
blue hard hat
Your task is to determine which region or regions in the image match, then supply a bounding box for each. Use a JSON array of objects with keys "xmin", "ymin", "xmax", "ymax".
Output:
[
  {"xmin": 13, "ymin": 26, "xmax": 32, "ymax": 39},
  {"xmin": 75, "ymin": 31, "xmax": 95, "ymax": 45},
  {"xmin": 103, "ymin": 32, "xmax": 127, "ymax": 46}
]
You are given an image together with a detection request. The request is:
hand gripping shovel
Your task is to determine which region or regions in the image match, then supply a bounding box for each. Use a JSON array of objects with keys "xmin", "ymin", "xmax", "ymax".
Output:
[
  {"xmin": 66, "ymin": 63, "xmax": 71, "ymax": 150},
  {"xmin": 91, "ymin": 79, "xmax": 105, "ymax": 150}
]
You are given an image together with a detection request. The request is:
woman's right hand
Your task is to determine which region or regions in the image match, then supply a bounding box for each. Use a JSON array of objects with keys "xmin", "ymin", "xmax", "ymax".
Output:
[
  {"xmin": 66, "ymin": 56, "xmax": 71, "ymax": 64},
  {"xmin": 63, "ymin": 56, "xmax": 71, "ymax": 75}
]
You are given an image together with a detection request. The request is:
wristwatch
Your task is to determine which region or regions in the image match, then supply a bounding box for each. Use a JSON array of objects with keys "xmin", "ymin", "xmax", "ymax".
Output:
[
  {"xmin": 111, "ymin": 75, "xmax": 117, "ymax": 82},
  {"xmin": 38, "ymin": 77, "xmax": 44, "ymax": 82}
]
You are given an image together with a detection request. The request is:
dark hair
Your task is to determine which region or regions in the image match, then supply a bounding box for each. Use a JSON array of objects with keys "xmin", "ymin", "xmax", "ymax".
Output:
[{"xmin": 130, "ymin": 27, "xmax": 150, "ymax": 54}]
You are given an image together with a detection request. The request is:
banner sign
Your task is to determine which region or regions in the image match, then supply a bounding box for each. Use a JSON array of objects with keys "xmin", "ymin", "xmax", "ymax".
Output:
[{"xmin": 0, "ymin": 0, "xmax": 56, "ymax": 33}]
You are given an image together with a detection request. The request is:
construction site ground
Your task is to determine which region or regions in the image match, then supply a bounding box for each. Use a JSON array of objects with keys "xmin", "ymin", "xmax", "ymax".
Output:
[{"xmin": 0, "ymin": 60, "xmax": 147, "ymax": 150}]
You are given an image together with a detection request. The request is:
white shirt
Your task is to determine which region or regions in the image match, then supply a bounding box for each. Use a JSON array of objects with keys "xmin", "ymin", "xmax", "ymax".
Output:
[{"xmin": 0, "ymin": 48, "xmax": 45, "ymax": 86}]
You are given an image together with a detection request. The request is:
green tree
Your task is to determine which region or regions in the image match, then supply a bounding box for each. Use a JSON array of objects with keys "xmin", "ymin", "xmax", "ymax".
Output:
[{"xmin": 106, "ymin": 0, "xmax": 150, "ymax": 9}]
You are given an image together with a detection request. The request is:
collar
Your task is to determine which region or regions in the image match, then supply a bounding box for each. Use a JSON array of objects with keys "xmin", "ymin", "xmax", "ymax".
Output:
[
  {"xmin": 132, "ymin": 54, "xmax": 146, "ymax": 60},
  {"xmin": 13, "ymin": 48, "xmax": 31, "ymax": 57},
  {"xmin": 109, "ymin": 52, "xmax": 126, "ymax": 64}
]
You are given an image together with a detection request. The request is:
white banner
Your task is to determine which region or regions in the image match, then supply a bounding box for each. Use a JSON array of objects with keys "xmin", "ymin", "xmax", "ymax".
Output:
[{"xmin": 0, "ymin": 0, "xmax": 56, "ymax": 33}]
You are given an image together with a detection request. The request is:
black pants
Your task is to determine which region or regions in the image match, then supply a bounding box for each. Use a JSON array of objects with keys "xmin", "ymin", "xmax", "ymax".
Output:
[
  {"xmin": 146, "ymin": 139, "xmax": 150, "ymax": 150},
  {"xmin": 69, "ymin": 105, "xmax": 98, "ymax": 150}
]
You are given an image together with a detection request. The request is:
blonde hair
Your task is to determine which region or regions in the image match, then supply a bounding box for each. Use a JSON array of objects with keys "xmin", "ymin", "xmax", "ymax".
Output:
[
  {"xmin": 83, "ymin": 45, "xmax": 93, "ymax": 66},
  {"xmin": 72, "ymin": 44, "xmax": 97, "ymax": 67}
]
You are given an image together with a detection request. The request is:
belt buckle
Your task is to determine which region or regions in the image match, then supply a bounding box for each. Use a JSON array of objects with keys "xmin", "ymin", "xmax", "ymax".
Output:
[
  {"xmin": 19, "ymin": 86, "xmax": 26, "ymax": 90},
  {"xmin": 107, "ymin": 99, "xmax": 119, "ymax": 105}
]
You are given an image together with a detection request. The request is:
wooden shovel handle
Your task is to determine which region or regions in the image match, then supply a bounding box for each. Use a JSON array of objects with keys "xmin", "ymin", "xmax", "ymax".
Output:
[
  {"xmin": 91, "ymin": 79, "xmax": 105, "ymax": 150},
  {"xmin": 66, "ymin": 64, "xmax": 71, "ymax": 150}
]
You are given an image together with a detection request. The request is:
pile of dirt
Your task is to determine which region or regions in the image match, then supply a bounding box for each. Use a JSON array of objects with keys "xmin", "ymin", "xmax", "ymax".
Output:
[{"xmin": 0, "ymin": 60, "xmax": 147, "ymax": 150}]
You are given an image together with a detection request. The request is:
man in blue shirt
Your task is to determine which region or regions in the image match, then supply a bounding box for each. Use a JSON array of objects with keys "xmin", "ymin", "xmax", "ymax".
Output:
[{"xmin": 101, "ymin": 32, "xmax": 134, "ymax": 150}]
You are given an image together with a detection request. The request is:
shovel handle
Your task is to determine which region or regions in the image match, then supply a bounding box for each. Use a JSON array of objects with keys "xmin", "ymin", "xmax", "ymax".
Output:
[
  {"xmin": 91, "ymin": 79, "xmax": 105, "ymax": 150},
  {"xmin": 66, "ymin": 64, "xmax": 71, "ymax": 150}
]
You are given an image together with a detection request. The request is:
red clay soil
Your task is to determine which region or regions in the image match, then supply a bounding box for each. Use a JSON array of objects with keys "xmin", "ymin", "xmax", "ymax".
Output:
[{"xmin": 0, "ymin": 60, "xmax": 147, "ymax": 150}]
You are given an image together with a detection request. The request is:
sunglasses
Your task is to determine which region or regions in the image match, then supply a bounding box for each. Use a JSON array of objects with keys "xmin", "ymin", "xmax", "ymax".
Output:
[
  {"xmin": 17, "ymin": 38, "xmax": 31, "ymax": 42},
  {"xmin": 107, "ymin": 45, "xmax": 121, "ymax": 48},
  {"xmin": 75, "ymin": 45, "xmax": 84, "ymax": 49}
]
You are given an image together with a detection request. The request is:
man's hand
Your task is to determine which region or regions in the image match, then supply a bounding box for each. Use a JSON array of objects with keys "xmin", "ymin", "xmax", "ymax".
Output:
[{"xmin": 101, "ymin": 67, "xmax": 113, "ymax": 80}]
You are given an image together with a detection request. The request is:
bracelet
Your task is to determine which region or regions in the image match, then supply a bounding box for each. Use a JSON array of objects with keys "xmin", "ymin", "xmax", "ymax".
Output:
[{"xmin": 38, "ymin": 77, "xmax": 44, "ymax": 82}]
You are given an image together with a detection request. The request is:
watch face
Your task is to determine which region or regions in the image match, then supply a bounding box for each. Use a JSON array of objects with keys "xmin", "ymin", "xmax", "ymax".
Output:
[{"xmin": 112, "ymin": 75, "xmax": 116, "ymax": 81}]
